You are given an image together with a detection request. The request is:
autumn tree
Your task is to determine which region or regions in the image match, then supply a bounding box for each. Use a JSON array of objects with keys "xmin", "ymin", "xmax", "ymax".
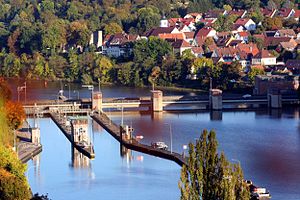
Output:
[
  {"xmin": 4, "ymin": 100, "xmax": 26, "ymax": 130},
  {"xmin": 104, "ymin": 22, "xmax": 123, "ymax": 35}
]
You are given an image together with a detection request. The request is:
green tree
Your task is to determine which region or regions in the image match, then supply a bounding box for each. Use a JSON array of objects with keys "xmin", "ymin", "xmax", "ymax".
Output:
[
  {"xmin": 136, "ymin": 6, "xmax": 160, "ymax": 34},
  {"xmin": 104, "ymin": 22, "xmax": 123, "ymax": 35},
  {"xmin": 133, "ymin": 37, "xmax": 172, "ymax": 65},
  {"xmin": 94, "ymin": 56, "xmax": 113, "ymax": 83},
  {"xmin": 248, "ymin": 67, "xmax": 265, "ymax": 85},
  {"xmin": 178, "ymin": 130, "xmax": 250, "ymax": 200}
]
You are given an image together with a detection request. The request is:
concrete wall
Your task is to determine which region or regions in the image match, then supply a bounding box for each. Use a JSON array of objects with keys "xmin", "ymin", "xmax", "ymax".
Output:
[{"xmin": 152, "ymin": 90, "xmax": 163, "ymax": 112}]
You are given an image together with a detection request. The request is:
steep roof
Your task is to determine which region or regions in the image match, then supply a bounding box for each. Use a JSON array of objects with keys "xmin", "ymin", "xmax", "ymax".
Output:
[
  {"xmin": 158, "ymin": 33, "xmax": 185, "ymax": 40},
  {"xmin": 261, "ymin": 8, "xmax": 277, "ymax": 17},
  {"xmin": 278, "ymin": 8, "xmax": 294, "ymax": 18},
  {"xmin": 105, "ymin": 33, "xmax": 139, "ymax": 46},
  {"xmin": 171, "ymin": 39, "xmax": 191, "ymax": 49},
  {"xmin": 264, "ymin": 37, "xmax": 291, "ymax": 47},
  {"xmin": 280, "ymin": 40, "xmax": 297, "ymax": 50},
  {"xmin": 238, "ymin": 31, "xmax": 249, "ymax": 37},
  {"xmin": 276, "ymin": 29, "xmax": 296, "ymax": 37},
  {"xmin": 235, "ymin": 18, "xmax": 253, "ymax": 26},
  {"xmin": 228, "ymin": 10, "xmax": 246, "ymax": 18},
  {"xmin": 237, "ymin": 43, "xmax": 259, "ymax": 56},
  {"xmin": 195, "ymin": 27, "xmax": 215, "ymax": 38},
  {"xmin": 145, "ymin": 27, "xmax": 177, "ymax": 37},
  {"xmin": 204, "ymin": 9, "xmax": 224, "ymax": 19},
  {"xmin": 191, "ymin": 46, "xmax": 204, "ymax": 54},
  {"xmin": 294, "ymin": 10, "xmax": 300, "ymax": 17},
  {"xmin": 254, "ymin": 50, "xmax": 276, "ymax": 58},
  {"xmin": 184, "ymin": 32, "xmax": 195, "ymax": 39}
]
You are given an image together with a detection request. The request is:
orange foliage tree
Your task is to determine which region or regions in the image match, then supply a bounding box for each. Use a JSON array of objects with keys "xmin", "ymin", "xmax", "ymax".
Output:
[
  {"xmin": 0, "ymin": 77, "xmax": 12, "ymax": 101},
  {"xmin": 4, "ymin": 101, "xmax": 26, "ymax": 130}
]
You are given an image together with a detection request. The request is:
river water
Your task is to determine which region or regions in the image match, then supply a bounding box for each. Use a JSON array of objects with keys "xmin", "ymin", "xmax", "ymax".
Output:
[{"xmin": 15, "ymin": 80, "xmax": 300, "ymax": 200}]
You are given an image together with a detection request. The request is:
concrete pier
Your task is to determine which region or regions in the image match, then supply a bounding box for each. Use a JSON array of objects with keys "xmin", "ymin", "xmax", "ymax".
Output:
[
  {"xmin": 91, "ymin": 112, "xmax": 187, "ymax": 166},
  {"xmin": 209, "ymin": 89, "xmax": 223, "ymax": 110},
  {"xmin": 92, "ymin": 92, "xmax": 103, "ymax": 111},
  {"xmin": 16, "ymin": 122, "xmax": 42, "ymax": 163},
  {"xmin": 151, "ymin": 90, "xmax": 163, "ymax": 112},
  {"xmin": 49, "ymin": 112, "xmax": 95, "ymax": 159},
  {"xmin": 268, "ymin": 90, "xmax": 282, "ymax": 109}
]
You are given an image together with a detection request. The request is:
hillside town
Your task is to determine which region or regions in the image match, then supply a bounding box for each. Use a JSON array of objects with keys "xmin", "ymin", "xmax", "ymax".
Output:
[{"xmin": 89, "ymin": 7, "xmax": 300, "ymax": 95}]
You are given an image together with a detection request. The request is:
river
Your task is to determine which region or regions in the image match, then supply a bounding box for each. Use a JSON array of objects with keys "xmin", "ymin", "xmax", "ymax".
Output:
[{"xmin": 13, "ymin": 80, "xmax": 300, "ymax": 200}]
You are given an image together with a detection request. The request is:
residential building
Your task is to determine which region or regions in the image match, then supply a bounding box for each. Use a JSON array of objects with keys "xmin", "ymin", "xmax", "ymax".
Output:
[
  {"xmin": 275, "ymin": 29, "xmax": 296, "ymax": 38},
  {"xmin": 103, "ymin": 33, "xmax": 140, "ymax": 57},
  {"xmin": 261, "ymin": 8, "xmax": 277, "ymax": 18},
  {"xmin": 234, "ymin": 18, "xmax": 256, "ymax": 31},
  {"xmin": 184, "ymin": 13, "xmax": 202, "ymax": 23},
  {"xmin": 170, "ymin": 39, "xmax": 192, "ymax": 56},
  {"xmin": 278, "ymin": 8, "xmax": 295, "ymax": 19},
  {"xmin": 252, "ymin": 50, "xmax": 277, "ymax": 66}
]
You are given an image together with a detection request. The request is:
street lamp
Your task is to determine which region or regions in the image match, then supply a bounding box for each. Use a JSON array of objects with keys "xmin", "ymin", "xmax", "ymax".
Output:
[
  {"xmin": 164, "ymin": 123, "xmax": 173, "ymax": 154},
  {"xmin": 17, "ymin": 82, "xmax": 27, "ymax": 102}
]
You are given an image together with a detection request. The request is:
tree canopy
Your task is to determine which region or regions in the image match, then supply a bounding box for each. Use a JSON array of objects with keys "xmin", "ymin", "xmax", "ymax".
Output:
[{"xmin": 179, "ymin": 130, "xmax": 250, "ymax": 200}]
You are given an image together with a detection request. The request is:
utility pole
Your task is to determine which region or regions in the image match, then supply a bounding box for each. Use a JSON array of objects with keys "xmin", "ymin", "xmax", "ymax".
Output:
[
  {"xmin": 98, "ymin": 78, "xmax": 101, "ymax": 92},
  {"xmin": 24, "ymin": 82, "xmax": 27, "ymax": 103}
]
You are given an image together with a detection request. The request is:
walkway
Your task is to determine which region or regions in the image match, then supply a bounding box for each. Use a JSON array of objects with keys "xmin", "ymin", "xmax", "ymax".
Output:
[
  {"xmin": 16, "ymin": 122, "xmax": 42, "ymax": 163},
  {"xmin": 49, "ymin": 112, "xmax": 95, "ymax": 159},
  {"xmin": 91, "ymin": 112, "xmax": 187, "ymax": 166}
]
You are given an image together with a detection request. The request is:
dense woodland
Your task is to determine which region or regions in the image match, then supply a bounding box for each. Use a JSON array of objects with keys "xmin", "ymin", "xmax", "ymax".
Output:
[{"xmin": 0, "ymin": 0, "xmax": 297, "ymax": 89}]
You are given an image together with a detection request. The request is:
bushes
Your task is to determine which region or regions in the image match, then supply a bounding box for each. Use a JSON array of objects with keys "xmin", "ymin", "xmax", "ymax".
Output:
[{"xmin": 0, "ymin": 146, "xmax": 31, "ymax": 200}]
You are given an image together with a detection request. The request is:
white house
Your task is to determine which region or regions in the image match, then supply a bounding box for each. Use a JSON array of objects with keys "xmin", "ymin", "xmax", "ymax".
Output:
[
  {"xmin": 234, "ymin": 18, "xmax": 256, "ymax": 31},
  {"xmin": 252, "ymin": 50, "xmax": 277, "ymax": 66},
  {"xmin": 184, "ymin": 13, "xmax": 202, "ymax": 23}
]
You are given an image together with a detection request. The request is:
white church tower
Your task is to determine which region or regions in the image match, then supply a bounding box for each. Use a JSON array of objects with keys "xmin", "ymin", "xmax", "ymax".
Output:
[{"xmin": 160, "ymin": 16, "xmax": 169, "ymax": 28}]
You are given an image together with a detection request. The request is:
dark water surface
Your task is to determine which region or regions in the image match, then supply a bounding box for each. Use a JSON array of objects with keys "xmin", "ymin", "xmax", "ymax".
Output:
[{"xmin": 19, "ymin": 80, "xmax": 300, "ymax": 200}]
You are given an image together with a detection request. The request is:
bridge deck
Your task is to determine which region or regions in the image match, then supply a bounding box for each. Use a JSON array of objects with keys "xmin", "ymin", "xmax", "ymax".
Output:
[
  {"xmin": 49, "ymin": 112, "xmax": 95, "ymax": 159},
  {"xmin": 91, "ymin": 112, "xmax": 187, "ymax": 166}
]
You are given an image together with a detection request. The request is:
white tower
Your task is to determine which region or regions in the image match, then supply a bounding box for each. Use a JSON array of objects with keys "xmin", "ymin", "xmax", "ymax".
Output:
[{"xmin": 160, "ymin": 16, "xmax": 169, "ymax": 28}]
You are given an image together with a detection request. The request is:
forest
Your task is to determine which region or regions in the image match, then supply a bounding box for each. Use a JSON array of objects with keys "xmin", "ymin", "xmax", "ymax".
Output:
[{"xmin": 0, "ymin": 0, "xmax": 297, "ymax": 89}]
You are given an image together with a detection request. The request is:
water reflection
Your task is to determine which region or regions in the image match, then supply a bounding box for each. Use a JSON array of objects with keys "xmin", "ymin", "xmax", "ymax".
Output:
[
  {"xmin": 120, "ymin": 144, "xmax": 133, "ymax": 164},
  {"xmin": 210, "ymin": 110, "xmax": 222, "ymax": 121},
  {"xmin": 71, "ymin": 147, "xmax": 91, "ymax": 169},
  {"xmin": 268, "ymin": 108, "xmax": 282, "ymax": 118}
]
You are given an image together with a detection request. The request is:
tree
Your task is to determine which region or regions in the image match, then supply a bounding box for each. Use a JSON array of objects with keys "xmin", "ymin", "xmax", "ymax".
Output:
[
  {"xmin": 104, "ymin": 22, "xmax": 123, "ymax": 35},
  {"xmin": 0, "ymin": 146, "xmax": 31, "ymax": 200},
  {"xmin": 94, "ymin": 56, "xmax": 113, "ymax": 83},
  {"xmin": 133, "ymin": 37, "xmax": 172, "ymax": 65},
  {"xmin": 263, "ymin": 17, "xmax": 283, "ymax": 30},
  {"xmin": 4, "ymin": 100, "xmax": 26, "ymax": 130},
  {"xmin": 178, "ymin": 130, "xmax": 250, "ymax": 200},
  {"xmin": 136, "ymin": 6, "xmax": 160, "ymax": 34},
  {"xmin": 248, "ymin": 67, "xmax": 265, "ymax": 84},
  {"xmin": 68, "ymin": 21, "xmax": 90, "ymax": 47},
  {"xmin": 187, "ymin": 0, "xmax": 213, "ymax": 13}
]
